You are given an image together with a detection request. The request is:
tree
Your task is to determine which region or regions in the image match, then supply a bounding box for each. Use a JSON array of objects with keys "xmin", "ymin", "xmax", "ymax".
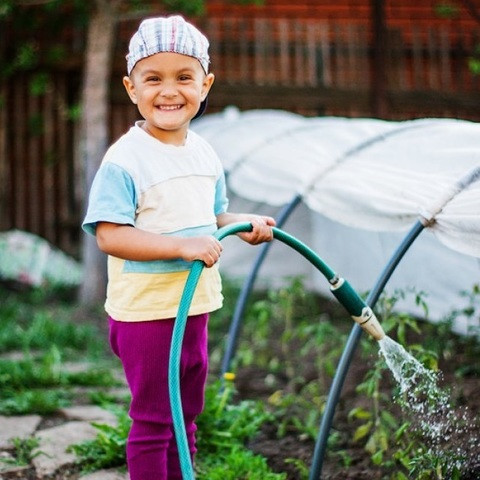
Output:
[{"xmin": 78, "ymin": 0, "xmax": 121, "ymax": 304}]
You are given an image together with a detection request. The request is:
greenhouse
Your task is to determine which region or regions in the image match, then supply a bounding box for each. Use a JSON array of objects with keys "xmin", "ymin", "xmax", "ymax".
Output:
[{"xmin": 193, "ymin": 108, "xmax": 480, "ymax": 334}]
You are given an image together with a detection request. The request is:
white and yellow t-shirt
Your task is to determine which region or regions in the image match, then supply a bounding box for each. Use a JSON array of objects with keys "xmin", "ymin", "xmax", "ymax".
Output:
[{"xmin": 82, "ymin": 122, "xmax": 229, "ymax": 321}]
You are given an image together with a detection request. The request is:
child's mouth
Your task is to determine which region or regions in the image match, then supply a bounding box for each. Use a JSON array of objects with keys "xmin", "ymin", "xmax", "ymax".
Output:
[{"xmin": 157, "ymin": 105, "xmax": 182, "ymax": 111}]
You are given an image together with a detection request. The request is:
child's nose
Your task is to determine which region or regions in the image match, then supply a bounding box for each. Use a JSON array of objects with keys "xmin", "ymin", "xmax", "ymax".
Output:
[{"xmin": 159, "ymin": 81, "xmax": 178, "ymax": 97}]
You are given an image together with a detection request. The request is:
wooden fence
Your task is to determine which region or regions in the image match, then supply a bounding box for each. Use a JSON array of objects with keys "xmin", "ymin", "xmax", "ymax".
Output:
[
  {"xmin": 1, "ymin": 17, "xmax": 479, "ymax": 255},
  {"xmin": 200, "ymin": 18, "xmax": 480, "ymax": 116}
]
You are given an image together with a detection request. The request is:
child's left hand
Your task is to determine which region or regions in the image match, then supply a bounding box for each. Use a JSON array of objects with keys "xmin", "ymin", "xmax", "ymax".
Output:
[{"xmin": 237, "ymin": 215, "xmax": 276, "ymax": 245}]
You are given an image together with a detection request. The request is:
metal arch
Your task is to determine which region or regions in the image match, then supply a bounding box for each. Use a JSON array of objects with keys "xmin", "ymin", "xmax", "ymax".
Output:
[
  {"xmin": 220, "ymin": 194, "xmax": 302, "ymax": 377},
  {"xmin": 308, "ymin": 220, "xmax": 425, "ymax": 478}
]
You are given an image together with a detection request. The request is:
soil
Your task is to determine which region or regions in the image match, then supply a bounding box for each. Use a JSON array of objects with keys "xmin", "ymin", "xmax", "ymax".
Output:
[{"xmin": 231, "ymin": 334, "xmax": 480, "ymax": 480}]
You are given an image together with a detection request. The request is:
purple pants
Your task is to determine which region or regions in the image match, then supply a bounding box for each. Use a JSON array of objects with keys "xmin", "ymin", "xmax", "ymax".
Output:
[{"xmin": 108, "ymin": 314, "xmax": 209, "ymax": 480}]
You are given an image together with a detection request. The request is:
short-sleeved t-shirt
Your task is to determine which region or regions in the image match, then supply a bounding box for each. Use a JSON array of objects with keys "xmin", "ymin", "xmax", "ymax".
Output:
[{"xmin": 82, "ymin": 122, "xmax": 229, "ymax": 321}]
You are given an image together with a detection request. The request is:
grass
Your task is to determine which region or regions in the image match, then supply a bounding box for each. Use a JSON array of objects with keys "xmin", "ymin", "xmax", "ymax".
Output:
[
  {"xmin": 0, "ymin": 282, "xmax": 285, "ymax": 478},
  {"xmin": 69, "ymin": 381, "xmax": 286, "ymax": 479},
  {"xmin": 0, "ymin": 436, "xmax": 41, "ymax": 470},
  {"xmin": 0, "ymin": 285, "xmax": 121, "ymax": 415},
  {"xmin": 68, "ymin": 405, "xmax": 131, "ymax": 473},
  {"xmin": 0, "ymin": 389, "xmax": 71, "ymax": 415},
  {"xmin": 0, "ymin": 286, "xmax": 105, "ymax": 358}
]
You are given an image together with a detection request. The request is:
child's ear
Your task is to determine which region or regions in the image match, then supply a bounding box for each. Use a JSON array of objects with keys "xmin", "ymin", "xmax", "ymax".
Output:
[
  {"xmin": 123, "ymin": 76, "xmax": 137, "ymax": 104},
  {"xmin": 201, "ymin": 72, "xmax": 215, "ymax": 101}
]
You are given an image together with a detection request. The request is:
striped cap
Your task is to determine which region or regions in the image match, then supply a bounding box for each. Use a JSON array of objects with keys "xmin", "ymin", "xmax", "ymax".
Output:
[{"xmin": 126, "ymin": 16, "xmax": 210, "ymax": 75}]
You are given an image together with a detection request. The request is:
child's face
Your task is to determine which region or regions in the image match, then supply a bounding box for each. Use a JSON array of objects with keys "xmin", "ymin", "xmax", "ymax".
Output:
[{"xmin": 123, "ymin": 52, "xmax": 214, "ymax": 145}]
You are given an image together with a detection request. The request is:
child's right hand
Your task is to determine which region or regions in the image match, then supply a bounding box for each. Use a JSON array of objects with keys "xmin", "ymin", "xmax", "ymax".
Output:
[{"xmin": 180, "ymin": 236, "xmax": 223, "ymax": 267}]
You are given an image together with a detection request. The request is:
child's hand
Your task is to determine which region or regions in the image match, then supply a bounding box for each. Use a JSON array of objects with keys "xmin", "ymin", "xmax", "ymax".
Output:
[
  {"xmin": 237, "ymin": 216, "xmax": 276, "ymax": 245},
  {"xmin": 180, "ymin": 236, "xmax": 223, "ymax": 267}
]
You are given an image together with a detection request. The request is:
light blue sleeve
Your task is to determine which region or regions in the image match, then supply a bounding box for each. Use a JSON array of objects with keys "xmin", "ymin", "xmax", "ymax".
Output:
[
  {"xmin": 82, "ymin": 163, "xmax": 137, "ymax": 236},
  {"xmin": 214, "ymin": 171, "xmax": 229, "ymax": 215}
]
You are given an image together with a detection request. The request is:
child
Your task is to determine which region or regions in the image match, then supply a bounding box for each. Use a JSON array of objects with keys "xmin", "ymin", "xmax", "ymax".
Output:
[{"xmin": 82, "ymin": 15, "xmax": 275, "ymax": 480}]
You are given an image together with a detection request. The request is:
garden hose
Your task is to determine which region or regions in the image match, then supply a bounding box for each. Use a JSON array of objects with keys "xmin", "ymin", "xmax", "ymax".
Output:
[{"xmin": 168, "ymin": 222, "xmax": 386, "ymax": 480}]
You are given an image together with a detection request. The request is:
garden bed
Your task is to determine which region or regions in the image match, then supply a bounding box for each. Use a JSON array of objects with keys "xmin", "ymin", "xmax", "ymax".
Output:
[{"xmin": 211, "ymin": 279, "xmax": 480, "ymax": 479}]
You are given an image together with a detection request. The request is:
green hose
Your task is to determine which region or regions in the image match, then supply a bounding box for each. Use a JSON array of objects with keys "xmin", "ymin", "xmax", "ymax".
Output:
[
  {"xmin": 168, "ymin": 223, "xmax": 254, "ymax": 479},
  {"xmin": 168, "ymin": 222, "xmax": 384, "ymax": 479}
]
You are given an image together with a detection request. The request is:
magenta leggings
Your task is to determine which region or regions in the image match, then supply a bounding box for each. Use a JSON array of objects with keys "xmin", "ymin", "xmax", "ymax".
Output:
[{"xmin": 108, "ymin": 314, "xmax": 209, "ymax": 480}]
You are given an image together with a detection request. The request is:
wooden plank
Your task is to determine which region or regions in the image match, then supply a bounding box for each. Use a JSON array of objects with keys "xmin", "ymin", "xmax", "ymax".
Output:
[
  {"xmin": 306, "ymin": 22, "xmax": 318, "ymax": 86},
  {"xmin": 457, "ymin": 27, "xmax": 471, "ymax": 92},
  {"xmin": 254, "ymin": 18, "xmax": 267, "ymax": 85},
  {"xmin": 346, "ymin": 24, "xmax": 356, "ymax": 86},
  {"xmin": 358, "ymin": 25, "xmax": 370, "ymax": 89},
  {"xmin": 318, "ymin": 22, "xmax": 332, "ymax": 87},
  {"xmin": 473, "ymin": 28, "xmax": 480, "ymax": 92},
  {"xmin": 14, "ymin": 77, "xmax": 28, "ymax": 230},
  {"xmin": 206, "ymin": 18, "xmax": 222, "ymax": 79},
  {"xmin": 34, "ymin": 92, "xmax": 46, "ymax": 238},
  {"xmin": 294, "ymin": 21, "xmax": 305, "ymax": 86},
  {"xmin": 427, "ymin": 27, "xmax": 438, "ymax": 90},
  {"xmin": 224, "ymin": 17, "xmax": 237, "ymax": 85},
  {"xmin": 52, "ymin": 75, "xmax": 63, "ymax": 249},
  {"xmin": 332, "ymin": 24, "xmax": 346, "ymax": 87},
  {"xmin": 43, "ymin": 75, "xmax": 56, "ymax": 244},
  {"xmin": 278, "ymin": 19, "xmax": 290, "ymax": 85},
  {"xmin": 26, "ymin": 80, "xmax": 37, "ymax": 234},
  {"xmin": 439, "ymin": 26, "xmax": 452, "ymax": 90},
  {"xmin": 264, "ymin": 19, "xmax": 275, "ymax": 85},
  {"xmin": 0, "ymin": 82, "xmax": 7, "ymax": 231},
  {"xmin": 53, "ymin": 75, "xmax": 64, "ymax": 250},
  {"xmin": 56, "ymin": 73, "xmax": 75, "ymax": 254},
  {"xmin": 388, "ymin": 29, "xmax": 406, "ymax": 90},
  {"xmin": 5, "ymin": 82, "xmax": 15, "ymax": 229},
  {"xmin": 238, "ymin": 18, "xmax": 250, "ymax": 84},
  {"xmin": 411, "ymin": 26, "xmax": 424, "ymax": 90},
  {"xmin": 110, "ymin": 103, "xmax": 138, "ymax": 141}
]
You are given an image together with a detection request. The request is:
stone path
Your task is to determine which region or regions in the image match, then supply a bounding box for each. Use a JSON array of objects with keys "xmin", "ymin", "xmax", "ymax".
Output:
[{"xmin": 0, "ymin": 406, "xmax": 129, "ymax": 479}]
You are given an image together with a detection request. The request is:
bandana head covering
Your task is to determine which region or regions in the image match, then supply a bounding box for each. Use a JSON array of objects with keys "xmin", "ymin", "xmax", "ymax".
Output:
[{"xmin": 126, "ymin": 15, "xmax": 210, "ymax": 75}]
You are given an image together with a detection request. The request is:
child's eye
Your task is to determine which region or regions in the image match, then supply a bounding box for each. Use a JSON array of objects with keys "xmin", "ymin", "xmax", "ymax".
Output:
[
  {"xmin": 179, "ymin": 75, "xmax": 192, "ymax": 81},
  {"xmin": 146, "ymin": 76, "xmax": 160, "ymax": 83}
]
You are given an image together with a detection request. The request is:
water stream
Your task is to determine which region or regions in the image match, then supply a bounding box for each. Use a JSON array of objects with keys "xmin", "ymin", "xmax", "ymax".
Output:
[{"xmin": 378, "ymin": 335, "xmax": 479, "ymax": 476}]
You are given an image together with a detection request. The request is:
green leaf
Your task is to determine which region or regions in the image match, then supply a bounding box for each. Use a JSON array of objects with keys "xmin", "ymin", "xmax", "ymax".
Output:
[
  {"xmin": 163, "ymin": 0, "xmax": 205, "ymax": 16},
  {"xmin": 29, "ymin": 72, "xmax": 50, "ymax": 97},
  {"xmin": 434, "ymin": 2, "xmax": 460, "ymax": 19},
  {"xmin": 0, "ymin": 0, "xmax": 12, "ymax": 17},
  {"xmin": 353, "ymin": 421, "xmax": 372, "ymax": 442},
  {"xmin": 468, "ymin": 58, "xmax": 480, "ymax": 76},
  {"xmin": 380, "ymin": 410, "xmax": 399, "ymax": 429},
  {"xmin": 348, "ymin": 407, "xmax": 371, "ymax": 421},
  {"xmin": 394, "ymin": 422, "xmax": 410, "ymax": 441},
  {"xmin": 371, "ymin": 449, "xmax": 383, "ymax": 465}
]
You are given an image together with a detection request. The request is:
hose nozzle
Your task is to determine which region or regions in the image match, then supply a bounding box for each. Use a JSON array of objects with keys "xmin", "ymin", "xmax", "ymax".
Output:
[
  {"xmin": 351, "ymin": 307, "xmax": 386, "ymax": 341},
  {"xmin": 330, "ymin": 277, "xmax": 386, "ymax": 341}
]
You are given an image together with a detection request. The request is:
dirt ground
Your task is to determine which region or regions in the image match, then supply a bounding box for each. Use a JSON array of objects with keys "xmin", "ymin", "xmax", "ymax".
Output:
[{"xmin": 233, "ymin": 341, "xmax": 480, "ymax": 480}]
